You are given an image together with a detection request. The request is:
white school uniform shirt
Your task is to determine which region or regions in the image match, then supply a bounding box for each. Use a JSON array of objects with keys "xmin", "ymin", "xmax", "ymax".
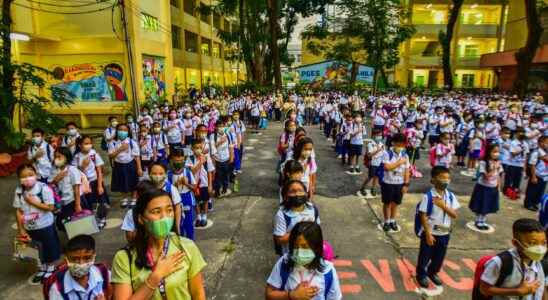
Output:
[
  {"xmin": 504, "ymin": 113, "xmax": 521, "ymax": 131},
  {"xmin": 485, "ymin": 122, "xmax": 501, "ymax": 140},
  {"xmin": 182, "ymin": 118, "xmax": 195, "ymax": 137},
  {"xmin": 499, "ymin": 138, "xmax": 512, "ymax": 165},
  {"xmin": 350, "ymin": 123, "xmax": 364, "ymax": 145},
  {"xmin": 165, "ymin": 119, "xmax": 184, "ymax": 144},
  {"xmin": 61, "ymin": 134, "xmax": 81, "ymax": 155},
  {"xmin": 138, "ymin": 135, "xmax": 154, "ymax": 161},
  {"xmin": 48, "ymin": 165, "xmax": 82, "ymax": 205},
  {"xmin": 507, "ymin": 139, "xmax": 529, "ymax": 167},
  {"xmin": 73, "ymin": 149, "xmax": 104, "ymax": 182},
  {"xmin": 470, "ymin": 137, "xmax": 483, "ymax": 151},
  {"xmin": 210, "ymin": 132, "xmax": 234, "ymax": 162},
  {"xmin": 428, "ymin": 115, "xmax": 440, "ymax": 135},
  {"xmin": 526, "ymin": 128, "xmax": 541, "ymax": 150},
  {"xmin": 439, "ymin": 115, "xmax": 454, "ymax": 133},
  {"xmin": 185, "ymin": 155, "xmax": 215, "ymax": 188},
  {"xmin": 151, "ymin": 133, "xmax": 167, "ymax": 151},
  {"xmin": 231, "ymin": 120, "xmax": 246, "ymax": 136},
  {"xmin": 48, "ymin": 265, "xmax": 110, "ymax": 300},
  {"xmin": 27, "ymin": 142, "xmax": 54, "ymax": 179},
  {"xmin": 170, "ymin": 168, "xmax": 196, "ymax": 194},
  {"xmin": 251, "ymin": 103, "xmax": 261, "ymax": 117},
  {"xmin": 372, "ymin": 109, "xmax": 387, "ymax": 126},
  {"xmin": 529, "ymin": 148, "xmax": 548, "ymax": 181},
  {"xmin": 435, "ymin": 143, "xmax": 455, "ymax": 168},
  {"xmin": 267, "ymin": 256, "xmax": 342, "ymax": 300},
  {"xmin": 340, "ymin": 122, "xmax": 353, "ymax": 140},
  {"xmin": 381, "ymin": 149, "xmax": 410, "ymax": 185},
  {"xmin": 481, "ymin": 248, "xmax": 546, "ymax": 300},
  {"xmin": 13, "ymin": 182, "xmax": 55, "ymax": 230},
  {"xmin": 273, "ymin": 203, "xmax": 320, "ymax": 254},
  {"xmin": 419, "ymin": 188, "xmax": 460, "ymax": 236},
  {"xmin": 478, "ymin": 160, "xmax": 504, "ymax": 188},
  {"xmin": 128, "ymin": 122, "xmax": 139, "ymax": 141},
  {"xmin": 108, "ymin": 138, "xmax": 139, "ymax": 164},
  {"xmin": 103, "ymin": 127, "xmax": 116, "ymax": 142},
  {"xmin": 368, "ymin": 141, "xmax": 385, "ymax": 166}
]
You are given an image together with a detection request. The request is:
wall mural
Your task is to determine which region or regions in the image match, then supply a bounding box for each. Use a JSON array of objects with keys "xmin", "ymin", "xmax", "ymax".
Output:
[
  {"xmin": 51, "ymin": 62, "xmax": 127, "ymax": 102},
  {"xmin": 142, "ymin": 55, "xmax": 166, "ymax": 102}
]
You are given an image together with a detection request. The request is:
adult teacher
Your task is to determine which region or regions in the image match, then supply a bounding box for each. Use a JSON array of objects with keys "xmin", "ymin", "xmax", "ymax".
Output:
[{"xmin": 111, "ymin": 187, "xmax": 206, "ymax": 300}]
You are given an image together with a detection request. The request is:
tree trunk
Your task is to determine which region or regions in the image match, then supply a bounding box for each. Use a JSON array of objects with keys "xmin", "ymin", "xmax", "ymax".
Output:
[
  {"xmin": 350, "ymin": 61, "xmax": 358, "ymax": 84},
  {"xmin": 267, "ymin": 0, "xmax": 282, "ymax": 90},
  {"xmin": 514, "ymin": 0, "xmax": 543, "ymax": 99},
  {"xmin": 439, "ymin": 0, "xmax": 463, "ymax": 90},
  {"xmin": 1, "ymin": 0, "xmax": 15, "ymax": 135}
]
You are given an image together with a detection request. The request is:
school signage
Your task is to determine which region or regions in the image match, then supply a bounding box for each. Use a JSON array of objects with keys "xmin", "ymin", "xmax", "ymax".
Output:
[{"xmin": 296, "ymin": 60, "xmax": 374, "ymax": 86}]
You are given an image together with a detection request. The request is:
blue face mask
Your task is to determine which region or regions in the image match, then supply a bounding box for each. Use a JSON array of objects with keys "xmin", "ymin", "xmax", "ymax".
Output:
[
  {"xmin": 292, "ymin": 248, "xmax": 316, "ymax": 266},
  {"xmin": 117, "ymin": 131, "xmax": 129, "ymax": 140}
]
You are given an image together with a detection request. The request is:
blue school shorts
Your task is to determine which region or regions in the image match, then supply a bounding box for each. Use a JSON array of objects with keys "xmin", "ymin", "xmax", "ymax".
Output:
[{"xmin": 349, "ymin": 144, "xmax": 363, "ymax": 156}]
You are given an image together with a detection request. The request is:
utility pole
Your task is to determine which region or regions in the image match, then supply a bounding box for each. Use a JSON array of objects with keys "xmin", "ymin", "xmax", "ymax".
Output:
[{"xmin": 119, "ymin": 0, "xmax": 140, "ymax": 117}]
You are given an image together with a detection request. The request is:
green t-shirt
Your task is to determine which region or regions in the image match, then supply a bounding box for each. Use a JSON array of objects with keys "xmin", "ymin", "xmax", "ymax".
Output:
[{"xmin": 111, "ymin": 234, "xmax": 206, "ymax": 300}]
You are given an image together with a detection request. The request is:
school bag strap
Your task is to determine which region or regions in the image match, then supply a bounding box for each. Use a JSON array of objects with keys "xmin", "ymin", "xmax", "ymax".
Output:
[
  {"xmin": 472, "ymin": 250, "xmax": 513, "ymax": 300},
  {"xmin": 282, "ymin": 204, "xmax": 319, "ymax": 228},
  {"xmin": 494, "ymin": 250, "xmax": 513, "ymax": 287},
  {"xmin": 279, "ymin": 258, "xmax": 333, "ymax": 298}
]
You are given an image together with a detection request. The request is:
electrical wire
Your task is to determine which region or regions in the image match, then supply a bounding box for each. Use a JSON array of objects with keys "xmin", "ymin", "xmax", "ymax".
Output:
[
  {"xmin": 21, "ymin": 0, "xmax": 111, "ymax": 8},
  {"xmin": 111, "ymin": 1, "xmax": 125, "ymax": 41},
  {"xmin": 13, "ymin": 1, "xmax": 115, "ymax": 14},
  {"xmin": 123, "ymin": 0, "xmax": 171, "ymax": 35}
]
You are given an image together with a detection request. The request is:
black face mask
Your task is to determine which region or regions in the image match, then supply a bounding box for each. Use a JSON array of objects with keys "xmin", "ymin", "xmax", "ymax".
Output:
[{"xmin": 287, "ymin": 195, "xmax": 308, "ymax": 208}]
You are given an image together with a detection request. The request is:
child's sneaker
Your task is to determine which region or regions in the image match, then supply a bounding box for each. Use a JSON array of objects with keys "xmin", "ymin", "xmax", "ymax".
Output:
[
  {"xmin": 429, "ymin": 274, "xmax": 443, "ymax": 286},
  {"xmin": 370, "ymin": 188, "xmax": 377, "ymax": 197},
  {"xmin": 382, "ymin": 223, "xmax": 391, "ymax": 232},
  {"xmin": 355, "ymin": 167, "xmax": 362, "ymax": 175},
  {"xmin": 223, "ymin": 189, "xmax": 232, "ymax": 197},
  {"xmin": 120, "ymin": 198, "xmax": 129, "ymax": 209},
  {"xmin": 337, "ymin": 154, "xmax": 342, "ymax": 159},
  {"xmin": 357, "ymin": 189, "xmax": 367, "ymax": 198},
  {"xmin": 390, "ymin": 222, "xmax": 399, "ymax": 232},
  {"xmin": 416, "ymin": 276, "xmax": 430, "ymax": 288}
]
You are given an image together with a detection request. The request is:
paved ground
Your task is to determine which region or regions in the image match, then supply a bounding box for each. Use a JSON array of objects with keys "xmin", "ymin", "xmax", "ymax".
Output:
[{"xmin": 0, "ymin": 121, "xmax": 538, "ymax": 299}]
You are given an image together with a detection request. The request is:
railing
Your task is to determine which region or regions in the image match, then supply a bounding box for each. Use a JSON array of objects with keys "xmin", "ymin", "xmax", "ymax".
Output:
[
  {"xmin": 409, "ymin": 55, "xmax": 441, "ymax": 66},
  {"xmin": 456, "ymin": 56, "xmax": 481, "ymax": 67}
]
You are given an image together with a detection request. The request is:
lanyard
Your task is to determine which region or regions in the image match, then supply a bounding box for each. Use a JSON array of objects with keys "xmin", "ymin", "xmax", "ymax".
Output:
[
  {"xmin": 298, "ymin": 270, "xmax": 317, "ymax": 285},
  {"xmin": 75, "ymin": 292, "xmax": 93, "ymax": 300},
  {"xmin": 146, "ymin": 238, "xmax": 170, "ymax": 299}
]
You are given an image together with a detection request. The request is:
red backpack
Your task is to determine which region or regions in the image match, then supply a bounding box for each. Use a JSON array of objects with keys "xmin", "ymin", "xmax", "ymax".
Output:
[
  {"xmin": 471, "ymin": 251, "xmax": 513, "ymax": 300},
  {"xmin": 43, "ymin": 263, "xmax": 110, "ymax": 300},
  {"xmin": 428, "ymin": 146, "xmax": 437, "ymax": 167}
]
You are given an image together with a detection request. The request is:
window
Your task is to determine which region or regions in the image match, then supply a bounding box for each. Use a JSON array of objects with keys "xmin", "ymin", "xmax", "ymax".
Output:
[
  {"xmin": 170, "ymin": 0, "xmax": 179, "ymax": 8},
  {"xmin": 201, "ymin": 37, "xmax": 211, "ymax": 56},
  {"xmin": 184, "ymin": 0, "xmax": 195, "ymax": 15},
  {"xmin": 212, "ymin": 42, "xmax": 221, "ymax": 58},
  {"xmin": 463, "ymin": 44, "xmax": 479, "ymax": 57},
  {"xmin": 172, "ymin": 25, "xmax": 181, "ymax": 49},
  {"xmin": 185, "ymin": 30, "xmax": 198, "ymax": 53},
  {"xmin": 462, "ymin": 74, "xmax": 475, "ymax": 88},
  {"xmin": 200, "ymin": 2, "xmax": 210, "ymax": 24},
  {"xmin": 213, "ymin": 12, "xmax": 221, "ymax": 30}
]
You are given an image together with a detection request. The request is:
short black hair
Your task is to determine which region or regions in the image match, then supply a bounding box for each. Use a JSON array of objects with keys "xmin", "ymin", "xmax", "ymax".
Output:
[
  {"xmin": 391, "ymin": 133, "xmax": 406, "ymax": 145},
  {"xmin": 513, "ymin": 218, "xmax": 544, "ymax": 238},
  {"xmin": 431, "ymin": 166, "xmax": 450, "ymax": 179},
  {"xmin": 32, "ymin": 128, "xmax": 45, "ymax": 135},
  {"xmin": 56, "ymin": 146, "xmax": 73, "ymax": 164},
  {"xmin": 65, "ymin": 234, "xmax": 95, "ymax": 253},
  {"xmin": 65, "ymin": 122, "xmax": 77, "ymax": 128},
  {"xmin": 169, "ymin": 148, "xmax": 185, "ymax": 159},
  {"xmin": 108, "ymin": 116, "xmax": 117, "ymax": 122}
]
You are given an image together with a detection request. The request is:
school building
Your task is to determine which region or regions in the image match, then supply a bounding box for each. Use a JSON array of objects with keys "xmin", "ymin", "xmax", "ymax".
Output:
[
  {"xmin": 9, "ymin": 0, "xmax": 244, "ymax": 128},
  {"xmin": 301, "ymin": 0, "xmax": 546, "ymax": 89}
]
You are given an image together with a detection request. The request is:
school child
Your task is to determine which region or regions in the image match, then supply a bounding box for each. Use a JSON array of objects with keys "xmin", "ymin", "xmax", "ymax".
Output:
[
  {"xmin": 279, "ymin": 161, "xmax": 305, "ymax": 204},
  {"xmin": 126, "ymin": 113, "xmax": 139, "ymax": 142},
  {"xmin": 469, "ymin": 144, "xmax": 504, "ymax": 231},
  {"xmin": 475, "ymin": 218, "xmax": 546, "ymax": 300},
  {"xmin": 49, "ymin": 147, "xmax": 86, "ymax": 231},
  {"xmin": 358, "ymin": 129, "xmax": 385, "ymax": 198},
  {"xmin": 384, "ymin": 110, "xmax": 402, "ymax": 148},
  {"xmin": 163, "ymin": 109, "xmax": 184, "ymax": 151},
  {"xmin": 524, "ymin": 136, "xmax": 548, "ymax": 211},
  {"xmin": 61, "ymin": 122, "xmax": 81, "ymax": 155},
  {"xmin": 102, "ymin": 116, "xmax": 118, "ymax": 151},
  {"xmin": 273, "ymin": 180, "xmax": 321, "ymax": 255},
  {"xmin": 230, "ymin": 112, "xmax": 246, "ymax": 174},
  {"xmin": 277, "ymin": 120, "xmax": 297, "ymax": 164},
  {"xmin": 108, "ymin": 123, "xmax": 142, "ymax": 209},
  {"xmin": 168, "ymin": 149, "xmax": 197, "ymax": 239},
  {"xmin": 455, "ymin": 112, "xmax": 473, "ymax": 167},
  {"xmin": 148, "ymin": 162, "xmax": 183, "ymax": 235},
  {"xmin": 138, "ymin": 107, "xmax": 153, "ymax": 128},
  {"xmin": 267, "ymin": 221, "xmax": 342, "ymax": 300},
  {"xmin": 14, "ymin": 164, "xmax": 61, "ymax": 283},
  {"xmin": 433, "ymin": 133, "xmax": 455, "ymax": 168},
  {"xmin": 187, "ymin": 139, "xmax": 215, "ymax": 227},
  {"xmin": 45, "ymin": 235, "xmax": 111, "ymax": 299},
  {"xmin": 151, "ymin": 121, "xmax": 169, "ymax": 166},
  {"xmin": 485, "ymin": 115, "xmax": 501, "ymax": 146},
  {"xmin": 371, "ymin": 102, "xmax": 387, "ymax": 132},
  {"xmin": 428, "ymin": 107, "xmax": 443, "ymax": 147},
  {"xmin": 74, "ymin": 135, "xmax": 110, "ymax": 229},
  {"xmin": 466, "ymin": 127, "xmax": 485, "ymax": 177},
  {"xmin": 285, "ymin": 138, "xmax": 317, "ymax": 200},
  {"xmin": 415, "ymin": 166, "xmax": 460, "ymax": 289},
  {"xmin": 338, "ymin": 114, "xmax": 353, "ymax": 164},
  {"xmin": 27, "ymin": 128, "xmax": 54, "ymax": 183},
  {"xmin": 380, "ymin": 133, "xmax": 410, "ymax": 232},
  {"xmin": 347, "ymin": 114, "xmax": 365, "ymax": 175},
  {"xmin": 211, "ymin": 117, "xmax": 235, "ymax": 197},
  {"xmin": 182, "ymin": 110, "xmax": 196, "ymax": 146},
  {"xmin": 137, "ymin": 124, "xmax": 154, "ymax": 180},
  {"xmin": 503, "ymin": 127, "xmax": 529, "ymax": 200}
]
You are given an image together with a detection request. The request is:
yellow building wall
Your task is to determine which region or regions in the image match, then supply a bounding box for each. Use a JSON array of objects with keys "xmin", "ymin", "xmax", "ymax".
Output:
[{"xmin": 504, "ymin": 0, "xmax": 527, "ymax": 50}]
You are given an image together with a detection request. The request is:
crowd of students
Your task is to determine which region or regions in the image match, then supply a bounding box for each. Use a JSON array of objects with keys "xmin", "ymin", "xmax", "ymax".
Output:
[{"xmin": 10, "ymin": 89, "xmax": 548, "ymax": 299}]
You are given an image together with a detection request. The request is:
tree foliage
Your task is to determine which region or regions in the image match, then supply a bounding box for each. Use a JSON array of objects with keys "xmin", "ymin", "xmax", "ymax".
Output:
[{"xmin": 439, "ymin": 0, "xmax": 464, "ymax": 90}]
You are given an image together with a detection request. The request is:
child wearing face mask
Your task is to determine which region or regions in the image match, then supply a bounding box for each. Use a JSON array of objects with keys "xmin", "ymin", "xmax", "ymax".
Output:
[
  {"xmin": 126, "ymin": 113, "xmax": 139, "ymax": 142},
  {"xmin": 475, "ymin": 218, "xmax": 546, "ymax": 300},
  {"xmin": 148, "ymin": 163, "xmax": 183, "ymax": 235},
  {"xmin": 284, "ymin": 138, "xmax": 317, "ymax": 200},
  {"xmin": 415, "ymin": 166, "xmax": 459, "ymax": 289},
  {"xmin": 211, "ymin": 117, "xmax": 235, "ymax": 198},
  {"xmin": 102, "ymin": 117, "xmax": 118, "ymax": 152},
  {"xmin": 14, "ymin": 164, "xmax": 61, "ymax": 283},
  {"xmin": 187, "ymin": 139, "xmax": 215, "ymax": 228},
  {"xmin": 469, "ymin": 144, "xmax": 504, "ymax": 231},
  {"xmin": 347, "ymin": 114, "xmax": 365, "ymax": 175},
  {"xmin": 61, "ymin": 122, "xmax": 81, "ymax": 155},
  {"xmin": 273, "ymin": 181, "xmax": 321, "ymax": 256},
  {"xmin": 28, "ymin": 128, "xmax": 55, "ymax": 183},
  {"xmin": 49, "ymin": 147, "xmax": 87, "ymax": 232},
  {"xmin": 358, "ymin": 129, "xmax": 385, "ymax": 198},
  {"xmin": 108, "ymin": 124, "xmax": 142, "ymax": 209},
  {"xmin": 182, "ymin": 110, "xmax": 196, "ymax": 147},
  {"xmin": 465, "ymin": 122, "xmax": 485, "ymax": 177},
  {"xmin": 164, "ymin": 109, "xmax": 184, "ymax": 151},
  {"xmin": 433, "ymin": 133, "xmax": 455, "ymax": 169},
  {"xmin": 151, "ymin": 121, "xmax": 169, "ymax": 166},
  {"xmin": 524, "ymin": 136, "xmax": 548, "ymax": 211},
  {"xmin": 280, "ymin": 161, "xmax": 305, "ymax": 204},
  {"xmin": 277, "ymin": 121, "xmax": 297, "ymax": 164},
  {"xmin": 503, "ymin": 127, "xmax": 529, "ymax": 200},
  {"xmin": 168, "ymin": 150, "xmax": 197, "ymax": 239},
  {"xmin": 45, "ymin": 235, "xmax": 111, "ymax": 299},
  {"xmin": 267, "ymin": 221, "xmax": 342, "ymax": 300},
  {"xmin": 138, "ymin": 108, "xmax": 153, "ymax": 128},
  {"xmin": 74, "ymin": 135, "xmax": 110, "ymax": 229},
  {"xmin": 230, "ymin": 112, "xmax": 246, "ymax": 174}
]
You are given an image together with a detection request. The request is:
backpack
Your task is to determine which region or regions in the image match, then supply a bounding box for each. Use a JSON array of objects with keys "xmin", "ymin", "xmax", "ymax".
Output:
[
  {"xmin": 414, "ymin": 189, "xmax": 455, "ymax": 237},
  {"xmin": 428, "ymin": 146, "xmax": 437, "ymax": 167},
  {"xmin": 78, "ymin": 169, "xmax": 92, "ymax": 194},
  {"xmin": 100, "ymin": 128, "xmax": 113, "ymax": 151},
  {"xmin": 274, "ymin": 205, "xmax": 319, "ymax": 255},
  {"xmin": 42, "ymin": 263, "xmax": 110, "ymax": 300},
  {"xmin": 277, "ymin": 133, "xmax": 290, "ymax": 156},
  {"xmin": 471, "ymin": 251, "xmax": 513, "ymax": 300},
  {"xmin": 363, "ymin": 140, "xmax": 372, "ymax": 167},
  {"xmin": 278, "ymin": 258, "xmax": 333, "ymax": 299}
]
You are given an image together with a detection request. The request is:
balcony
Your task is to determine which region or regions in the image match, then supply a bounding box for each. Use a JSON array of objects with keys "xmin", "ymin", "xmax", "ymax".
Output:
[
  {"xmin": 413, "ymin": 24, "xmax": 446, "ymax": 36},
  {"xmin": 456, "ymin": 56, "xmax": 481, "ymax": 67},
  {"xmin": 409, "ymin": 55, "xmax": 441, "ymax": 67},
  {"xmin": 459, "ymin": 24, "xmax": 499, "ymax": 37}
]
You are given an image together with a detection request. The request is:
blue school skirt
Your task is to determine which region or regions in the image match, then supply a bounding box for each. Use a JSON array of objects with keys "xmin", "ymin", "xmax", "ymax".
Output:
[
  {"xmin": 111, "ymin": 160, "xmax": 139, "ymax": 193},
  {"xmin": 28, "ymin": 224, "xmax": 61, "ymax": 264},
  {"xmin": 456, "ymin": 141, "xmax": 468, "ymax": 157},
  {"xmin": 469, "ymin": 184, "xmax": 499, "ymax": 215}
]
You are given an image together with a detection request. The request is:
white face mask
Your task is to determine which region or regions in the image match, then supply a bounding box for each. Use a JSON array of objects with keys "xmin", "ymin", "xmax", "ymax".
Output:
[
  {"xmin": 82, "ymin": 144, "xmax": 93, "ymax": 152},
  {"xmin": 301, "ymin": 150, "xmax": 312, "ymax": 159},
  {"xmin": 517, "ymin": 240, "xmax": 547, "ymax": 262},
  {"xmin": 67, "ymin": 260, "xmax": 94, "ymax": 278}
]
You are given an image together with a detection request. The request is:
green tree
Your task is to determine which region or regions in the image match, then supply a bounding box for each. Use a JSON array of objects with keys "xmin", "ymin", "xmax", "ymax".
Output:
[{"xmin": 438, "ymin": 0, "xmax": 464, "ymax": 90}]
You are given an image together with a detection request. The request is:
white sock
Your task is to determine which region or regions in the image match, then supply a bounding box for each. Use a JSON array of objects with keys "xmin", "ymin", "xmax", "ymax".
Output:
[
  {"xmin": 197, "ymin": 214, "xmax": 202, "ymax": 221},
  {"xmin": 203, "ymin": 214, "xmax": 207, "ymax": 221}
]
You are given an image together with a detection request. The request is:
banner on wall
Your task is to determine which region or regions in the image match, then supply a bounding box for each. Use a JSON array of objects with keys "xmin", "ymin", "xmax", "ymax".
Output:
[
  {"xmin": 296, "ymin": 60, "xmax": 374, "ymax": 86},
  {"xmin": 142, "ymin": 55, "xmax": 166, "ymax": 102},
  {"xmin": 51, "ymin": 62, "xmax": 128, "ymax": 102}
]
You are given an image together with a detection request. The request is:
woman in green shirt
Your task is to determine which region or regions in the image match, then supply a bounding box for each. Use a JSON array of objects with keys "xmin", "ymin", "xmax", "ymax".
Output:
[{"xmin": 111, "ymin": 187, "xmax": 207, "ymax": 300}]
